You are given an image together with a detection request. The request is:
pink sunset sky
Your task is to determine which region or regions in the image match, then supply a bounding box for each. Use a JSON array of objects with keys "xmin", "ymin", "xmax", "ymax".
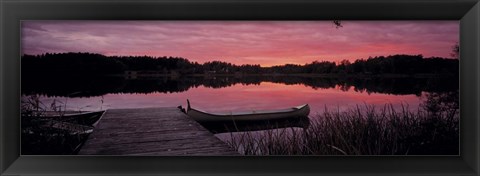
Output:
[{"xmin": 21, "ymin": 21, "xmax": 459, "ymax": 66}]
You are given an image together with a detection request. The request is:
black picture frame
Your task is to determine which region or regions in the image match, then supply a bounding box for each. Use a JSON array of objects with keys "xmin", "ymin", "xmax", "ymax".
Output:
[{"xmin": 1, "ymin": 0, "xmax": 479, "ymax": 175}]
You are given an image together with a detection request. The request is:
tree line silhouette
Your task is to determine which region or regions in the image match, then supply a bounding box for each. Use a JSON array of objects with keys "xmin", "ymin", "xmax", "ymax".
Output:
[
  {"xmin": 22, "ymin": 75, "xmax": 458, "ymax": 98},
  {"xmin": 21, "ymin": 52, "xmax": 459, "ymax": 76}
]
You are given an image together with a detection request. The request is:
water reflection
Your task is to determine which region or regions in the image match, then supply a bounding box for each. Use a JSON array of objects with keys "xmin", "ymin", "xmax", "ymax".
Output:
[
  {"xmin": 199, "ymin": 116, "xmax": 311, "ymax": 134},
  {"xmin": 22, "ymin": 75, "xmax": 458, "ymax": 97},
  {"xmin": 21, "ymin": 75, "xmax": 459, "ymax": 155}
]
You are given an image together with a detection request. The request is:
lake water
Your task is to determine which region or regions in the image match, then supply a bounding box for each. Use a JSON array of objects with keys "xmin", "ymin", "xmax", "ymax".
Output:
[
  {"xmin": 32, "ymin": 81, "xmax": 424, "ymax": 114},
  {"xmin": 22, "ymin": 75, "xmax": 459, "ymax": 154},
  {"xmin": 23, "ymin": 76, "xmax": 458, "ymax": 115}
]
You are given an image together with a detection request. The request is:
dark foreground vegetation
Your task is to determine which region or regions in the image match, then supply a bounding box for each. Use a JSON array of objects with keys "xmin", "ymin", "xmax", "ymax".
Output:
[
  {"xmin": 21, "ymin": 95, "xmax": 94, "ymax": 155},
  {"xmin": 226, "ymin": 98, "xmax": 459, "ymax": 155},
  {"xmin": 22, "ymin": 52, "xmax": 458, "ymax": 76}
]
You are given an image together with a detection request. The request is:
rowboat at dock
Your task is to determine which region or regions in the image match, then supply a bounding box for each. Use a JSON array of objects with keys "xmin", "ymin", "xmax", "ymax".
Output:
[
  {"xmin": 185, "ymin": 99, "xmax": 310, "ymax": 122},
  {"xmin": 21, "ymin": 110, "xmax": 106, "ymax": 154},
  {"xmin": 25, "ymin": 110, "xmax": 106, "ymax": 127}
]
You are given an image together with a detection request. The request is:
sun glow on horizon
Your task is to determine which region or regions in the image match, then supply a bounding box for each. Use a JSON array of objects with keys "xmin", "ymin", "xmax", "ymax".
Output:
[{"xmin": 22, "ymin": 21, "xmax": 459, "ymax": 66}]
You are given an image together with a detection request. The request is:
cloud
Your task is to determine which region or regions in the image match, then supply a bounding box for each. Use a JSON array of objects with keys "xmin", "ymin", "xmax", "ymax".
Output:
[{"xmin": 21, "ymin": 21, "xmax": 459, "ymax": 66}]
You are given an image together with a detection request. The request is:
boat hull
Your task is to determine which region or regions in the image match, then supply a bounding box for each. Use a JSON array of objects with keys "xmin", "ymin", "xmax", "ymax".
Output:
[
  {"xmin": 187, "ymin": 104, "xmax": 310, "ymax": 122},
  {"xmin": 23, "ymin": 110, "xmax": 106, "ymax": 127}
]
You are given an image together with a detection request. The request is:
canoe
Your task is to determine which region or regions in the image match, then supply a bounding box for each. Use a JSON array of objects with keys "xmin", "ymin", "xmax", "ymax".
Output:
[
  {"xmin": 185, "ymin": 99, "xmax": 310, "ymax": 122},
  {"xmin": 41, "ymin": 120, "xmax": 94, "ymax": 134},
  {"xmin": 25, "ymin": 110, "xmax": 106, "ymax": 127},
  {"xmin": 21, "ymin": 111, "xmax": 105, "ymax": 155},
  {"xmin": 41, "ymin": 110, "xmax": 105, "ymax": 127}
]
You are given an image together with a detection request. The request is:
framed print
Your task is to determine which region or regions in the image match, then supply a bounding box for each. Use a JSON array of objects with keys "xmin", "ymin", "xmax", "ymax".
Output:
[
  {"xmin": 1, "ymin": 0, "xmax": 479, "ymax": 175},
  {"xmin": 19, "ymin": 20, "xmax": 461, "ymax": 156}
]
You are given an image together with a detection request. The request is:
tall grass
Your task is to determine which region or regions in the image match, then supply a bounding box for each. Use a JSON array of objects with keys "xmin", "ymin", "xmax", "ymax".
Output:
[
  {"xmin": 226, "ymin": 104, "xmax": 459, "ymax": 155},
  {"xmin": 21, "ymin": 95, "xmax": 93, "ymax": 155}
]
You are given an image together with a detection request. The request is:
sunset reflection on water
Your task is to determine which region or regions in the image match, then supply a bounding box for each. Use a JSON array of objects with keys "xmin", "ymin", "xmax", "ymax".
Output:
[{"xmin": 38, "ymin": 81, "xmax": 422, "ymax": 115}]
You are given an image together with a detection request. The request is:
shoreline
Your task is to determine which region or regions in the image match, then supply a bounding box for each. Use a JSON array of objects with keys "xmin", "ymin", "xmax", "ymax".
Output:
[{"xmin": 116, "ymin": 73, "xmax": 456, "ymax": 79}]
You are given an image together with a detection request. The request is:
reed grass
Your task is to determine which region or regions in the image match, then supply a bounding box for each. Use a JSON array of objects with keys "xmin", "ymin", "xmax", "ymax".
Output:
[
  {"xmin": 226, "ymin": 104, "xmax": 459, "ymax": 155},
  {"xmin": 21, "ymin": 95, "xmax": 92, "ymax": 155}
]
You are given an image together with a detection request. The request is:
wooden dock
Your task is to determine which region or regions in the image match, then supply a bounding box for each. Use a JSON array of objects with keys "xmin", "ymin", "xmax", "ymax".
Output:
[{"xmin": 78, "ymin": 107, "xmax": 239, "ymax": 155}]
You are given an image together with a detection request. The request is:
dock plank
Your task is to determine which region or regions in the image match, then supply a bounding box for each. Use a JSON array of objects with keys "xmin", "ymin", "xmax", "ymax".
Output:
[{"xmin": 79, "ymin": 107, "xmax": 239, "ymax": 155}]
